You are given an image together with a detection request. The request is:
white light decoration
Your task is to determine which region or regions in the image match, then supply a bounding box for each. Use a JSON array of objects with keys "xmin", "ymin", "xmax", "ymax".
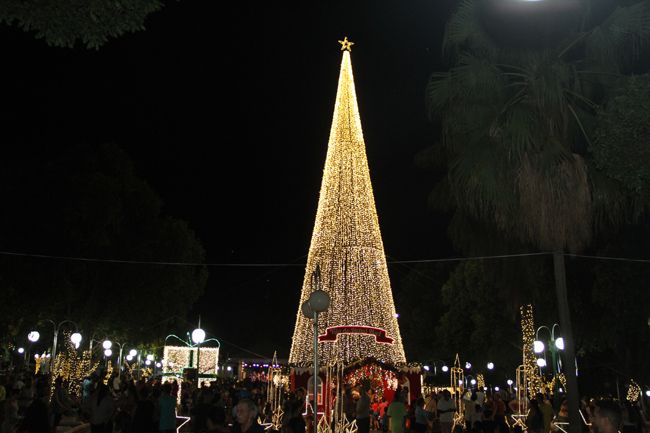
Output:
[
  {"xmin": 507, "ymin": 379, "xmax": 514, "ymax": 386},
  {"xmin": 104, "ymin": 349, "xmax": 112, "ymax": 357},
  {"xmin": 494, "ymin": 386, "xmax": 500, "ymax": 392},
  {"xmin": 442, "ymin": 365, "xmax": 449, "ymax": 372},
  {"xmin": 555, "ymin": 337, "xmax": 565, "ymax": 350},
  {"xmin": 423, "ymin": 365, "xmax": 430, "ymax": 371},
  {"xmin": 28, "ymin": 331, "xmax": 40, "ymax": 342},
  {"xmin": 470, "ymin": 379, "xmax": 477, "ymax": 385},
  {"xmin": 288, "ymin": 46, "xmax": 406, "ymax": 366},
  {"xmin": 156, "ymin": 362, "xmax": 162, "ymax": 368},
  {"xmin": 191, "ymin": 328, "xmax": 206, "ymax": 344},
  {"xmin": 18, "ymin": 347, "xmax": 25, "ymax": 354},
  {"xmin": 533, "ymin": 340, "xmax": 545, "ymax": 353},
  {"xmin": 227, "ymin": 366, "xmax": 232, "ymax": 372},
  {"xmin": 465, "ymin": 362, "xmax": 472, "ymax": 370},
  {"xmin": 102, "ymin": 340, "xmax": 112, "ymax": 350},
  {"xmin": 70, "ymin": 332, "xmax": 82, "ymax": 345},
  {"xmin": 126, "ymin": 355, "xmax": 133, "ymax": 361},
  {"xmin": 537, "ymin": 358, "xmax": 547, "ymax": 367},
  {"xmin": 145, "ymin": 360, "xmax": 151, "ymax": 366},
  {"xmin": 146, "ymin": 354, "xmax": 154, "ymax": 361},
  {"xmin": 487, "ymin": 362, "xmax": 494, "ymax": 370},
  {"xmin": 129, "ymin": 349, "xmax": 137, "ymax": 357},
  {"xmin": 163, "ymin": 345, "xmax": 220, "ymax": 375},
  {"xmin": 645, "ymin": 390, "xmax": 650, "ymax": 397}
]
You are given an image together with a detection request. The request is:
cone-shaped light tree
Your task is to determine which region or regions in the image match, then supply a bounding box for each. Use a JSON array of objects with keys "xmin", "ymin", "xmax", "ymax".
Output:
[{"xmin": 289, "ymin": 39, "xmax": 406, "ymax": 367}]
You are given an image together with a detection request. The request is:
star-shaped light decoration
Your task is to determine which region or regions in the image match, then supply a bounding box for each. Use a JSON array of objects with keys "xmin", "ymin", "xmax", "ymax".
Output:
[{"xmin": 338, "ymin": 36, "xmax": 354, "ymax": 51}]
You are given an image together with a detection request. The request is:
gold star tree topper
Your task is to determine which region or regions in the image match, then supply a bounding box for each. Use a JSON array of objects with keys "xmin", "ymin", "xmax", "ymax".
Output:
[{"xmin": 338, "ymin": 36, "xmax": 354, "ymax": 51}]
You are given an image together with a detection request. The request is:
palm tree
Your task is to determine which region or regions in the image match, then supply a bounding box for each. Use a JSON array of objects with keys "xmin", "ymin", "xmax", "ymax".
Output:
[{"xmin": 426, "ymin": 1, "xmax": 650, "ymax": 432}]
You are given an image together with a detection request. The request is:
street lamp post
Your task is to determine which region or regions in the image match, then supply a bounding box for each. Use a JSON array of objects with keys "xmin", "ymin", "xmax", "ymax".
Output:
[
  {"xmin": 301, "ymin": 268, "xmax": 330, "ymax": 433},
  {"xmin": 44, "ymin": 319, "xmax": 80, "ymax": 361},
  {"xmin": 191, "ymin": 323, "xmax": 206, "ymax": 387},
  {"xmin": 534, "ymin": 324, "xmax": 564, "ymax": 407}
]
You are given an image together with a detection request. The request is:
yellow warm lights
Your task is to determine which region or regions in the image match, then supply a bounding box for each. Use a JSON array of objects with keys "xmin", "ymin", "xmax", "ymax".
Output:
[
  {"xmin": 163, "ymin": 345, "xmax": 219, "ymax": 375},
  {"xmin": 289, "ymin": 45, "xmax": 406, "ymax": 366},
  {"xmin": 339, "ymin": 36, "xmax": 354, "ymax": 52},
  {"xmin": 521, "ymin": 305, "xmax": 543, "ymax": 398}
]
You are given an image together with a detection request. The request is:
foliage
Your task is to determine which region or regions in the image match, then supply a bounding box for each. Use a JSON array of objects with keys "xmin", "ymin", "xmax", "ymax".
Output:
[
  {"xmin": 0, "ymin": 0, "xmax": 163, "ymax": 49},
  {"xmin": 0, "ymin": 143, "xmax": 208, "ymax": 344}
]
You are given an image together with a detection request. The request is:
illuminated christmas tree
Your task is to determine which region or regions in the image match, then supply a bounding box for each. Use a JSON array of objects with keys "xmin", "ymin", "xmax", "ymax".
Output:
[{"xmin": 289, "ymin": 38, "xmax": 406, "ymax": 367}]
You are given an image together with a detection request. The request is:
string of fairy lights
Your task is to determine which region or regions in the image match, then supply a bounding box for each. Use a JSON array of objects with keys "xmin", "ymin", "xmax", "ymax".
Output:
[{"xmin": 288, "ymin": 44, "xmax": 405, "ymax": 366}]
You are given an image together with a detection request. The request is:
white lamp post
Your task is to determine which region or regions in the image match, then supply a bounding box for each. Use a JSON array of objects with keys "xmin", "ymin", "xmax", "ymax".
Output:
[
  {"xmin": 192, "ymin": 323, "xmax": 206, "ymax": 386},
  {"xmin": 301, "ymin": 267, "xmax": 330, "ymax": 433}
]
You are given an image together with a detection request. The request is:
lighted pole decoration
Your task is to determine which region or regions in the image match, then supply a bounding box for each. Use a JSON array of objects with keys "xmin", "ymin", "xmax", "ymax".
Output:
[
  {"xmin": 289, "ymin": 37, "xmax": 406, "ymax": 367},
  {"xmin": 301, "ymin": 268, "xmax": 330, "ymax": 433}
]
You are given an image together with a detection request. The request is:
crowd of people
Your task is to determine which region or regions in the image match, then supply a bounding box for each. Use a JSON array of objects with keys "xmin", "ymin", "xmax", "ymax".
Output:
[{"xmin": 0, "ymin": 367, "xmax": 649, "ymax": 433}]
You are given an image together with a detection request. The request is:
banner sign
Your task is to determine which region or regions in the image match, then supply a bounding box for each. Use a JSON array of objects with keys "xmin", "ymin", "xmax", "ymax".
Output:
[{"xmin": 318, "ymin": 325, "xmax": 394, "ymax": 344}]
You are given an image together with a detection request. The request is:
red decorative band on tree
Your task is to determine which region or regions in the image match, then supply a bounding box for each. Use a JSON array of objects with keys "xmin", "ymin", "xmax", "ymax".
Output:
[{"xmin": 318, "ymin": 326, "xmax": 395, "ymax": 344}]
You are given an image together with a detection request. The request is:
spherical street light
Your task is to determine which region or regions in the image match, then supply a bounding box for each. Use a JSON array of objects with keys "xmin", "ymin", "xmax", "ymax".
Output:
[
  {"xmin": 494, "ymin": 386, "xmax": 500, "ymax": 392},
  {"xmin": 309, "ymin": 290, "xmax": 331, "ymax": 312},
  {"xmin": 470, "ymin": 379, "xmax": 477, "ymax": 385},
  {"xmin": 442, "ymin": 365, "xmax": 449, "ymax": 372},
  {"xmin": 533, "ymin": 340, "xmax": 545, "ymax": 353},
  {"xmin": 191, "ymin": 328, "xmax": 206, "ymax": 344},
  {"xmin": 104, "ymin": 349, "xmax": 112, "ymax": 357},
  {"xmin": 155, "ymin": 362, "xmax": 162, "ymax": 368},
  {"xmin": 423, "ymin": 365, "xmax": 430, "ymax": 372},
  {"xmin": 145, "ymin": 360, "xmax": 151, "ymax": 366},
  {"xmin": 645, "ymin": 390, "xmax": 650, "ymax": 397},
  {"xmin": 487, "ymin": 362, "xmax": 494, "ymax": 370},
  {"xmin": 507, "ymin": 379, "xmax": 514, "ymax": 386},
  {"xmin": 129, "ymin": 349, "xmax": 137, "ymax": 357},
  {"xmin": 126, "ymin": 355, "xmax": 133, "ymax": 362},
  {"xmin": 554, "ymin": 337, "xmax": 565, "ymax": 350},
  {"xmin": 17, "ymin": 347, "xmax": 25, "ymax": 354},
  {"xmin": 102, "ymin": 340, "xmax": 112, "ymax": 350},
  {"xmin": 70, "ymin": 333, "xmax": 82, "ymax": 347},
  {"xmin": 146, "ymin": 354, "xmax": 154, "ymax": 361},
  {"xmin": 28, "ymin": 331, "xmax": 40, "ymax": 342},
  {"xmin": 536, "ymin": 358, "xmax": 547, "ymax": 367},
  {"xmin": 465, "ymin": 362, "xmax": 472, "ymax": 370}
]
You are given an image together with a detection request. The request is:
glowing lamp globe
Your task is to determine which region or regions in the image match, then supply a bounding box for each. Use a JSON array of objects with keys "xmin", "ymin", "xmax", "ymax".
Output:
[
  {"xmin": 645, "ymin": 390, "xmax": 650, "ymax": 397},
  {"xmin": 70, "ymin": 333, "xmax": 82, "ymax": 346},
  {"xmin": 465, "ymin": 362, "xmax": 472, "ymax": 370},
  {"xmin": 507, "ymin": 379, "xmax": 514, "ymax": 386},
  {"xmin": 423, "ymin": 365, "xmax": 430, "ymax": 372},
  {"xmin": 28, "ymin": 331, "xmax": 40, "ymax": 342},
  {"xmin": 227, "ymin": 366, "xmax": 233, "ymax": 371},
  {"xmin": 536, "ymin": 358, "xmax": 547, "ymax": 367},
  {"xmin": 470, "ymin": 379, "xmax": 477, "ymax": 385},
  {"xmin": 191, "ymin": 328, "xmax": 206, "ymax": 344},
  {"xmin": 494, "ymin": 386, "xmax": 500, "ymax": 392},
  {"xmin": 442, "ymin": 365, "xmax": 449, "ymax": 372},
  {"xmin": 533, "ymin": 340, "xmax": 545, "ymax": 353},
  {"xmin": 17, "ymin": 347, "xmax": 24, "ymax": 354},
  {"xmin": 146, "ymin": 354, "xmax": 154, "ymax": 361},
  {"xmin": 126, "ymin": 355, "xmax": 133, "ymax": 361},
  {"xmin": 487, "ymin": 362, "xmax": 494, "ymax": 370},
  {"xmin": 555, "ymin": 337, "xmax": 565, "ymax": 350},
  {"xmin": 104, "ymin": 349, "xmax": 112, "ymax": 357},
  {"xmin": 102, "ymin": 340, "xmax": 112, "ymax": 350},
  {"xmin": 308, "ymin": 290, "xmax": 330, "ymax": 313},
  {"xmin": 145, "ymin": 360, "xmax": 151, "ymax": 366},
  {"xmin": 129, "ymin": 349, "xmax": 137, "ymax": 357},
  {"xmin": 156, "ymin": 362, "xmax": 162, "ymax": 368}
]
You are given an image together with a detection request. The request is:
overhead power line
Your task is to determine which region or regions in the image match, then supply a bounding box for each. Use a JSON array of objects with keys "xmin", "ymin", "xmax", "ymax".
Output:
[{"xmin": 0, "ymin": 249, "xmax": 649, "ymax": 266}]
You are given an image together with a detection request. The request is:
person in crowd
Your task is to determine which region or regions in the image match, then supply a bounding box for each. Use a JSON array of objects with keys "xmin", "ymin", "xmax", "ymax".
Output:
[
  {"xmin": 437, "ymin": 390, "xmax": 456, "ymax": 433},
  {"xmin": 493, "ymin": 392, "xmax": 508, "ymax": 433},
  {"xmin": 206, "ymin": 404, "xmax": 228, "ymax": 433},
  {"xmin": 51, "ymin": 377, "xmax": 74, "ymax": 431},
  {"xmin": 16, "ymin": 384, "xmax": 50, "ymax": 433},
  {"xmin": 158, "ymin": 383, "xmax": 176, "ymax": 433},
  {"xmin": 536, "ymin": 394, "xmax": 554, "ymax": 433},
  {"xmin": 232, "ymin": 398, "xmax": 264, "ymax": 433},
  {"xmin": 387, "ymin": 391, "xmax": 408, "ymax": 433},
  {"xmin": 414, "ymin": 397, "xmax": 429, "ymax": 433},
  {"xmin": 356, "ymin": 383, "xmax": 371, "ymax": 433},
  {"xmin": 591, "ymin": 400, "xmax": 622, "ymax": 433},
  {"xmin": 2, "ymin": 388, "xmax": 20, "ymax": 433},
  {"xmin": 526, "ymin": 400, "xmax": 544, "ymax": 433},
  {"xmin": 131, "ymin": 385, "xmax": 156, "ymax": 433},
  {"xmin": 424, "ymin": 393, "xmax": 438, "ymax": 433},
  {"xmin": 89, "ymin": 382, "xmax": 115, "ymax": 433}
]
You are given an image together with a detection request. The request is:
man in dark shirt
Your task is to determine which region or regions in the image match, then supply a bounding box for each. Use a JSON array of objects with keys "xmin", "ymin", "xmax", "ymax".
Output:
[
  {"xmin": 356, "ymin": 384, "xmax": 371, "ymax": 433},
  {"xmin": 232, "ymin": 398, "xmax": 265, "ymax": 433}
]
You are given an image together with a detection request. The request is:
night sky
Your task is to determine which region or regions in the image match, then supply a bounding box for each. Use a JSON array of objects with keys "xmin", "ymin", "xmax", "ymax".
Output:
[{"xmin": 1, "ymin": 1, "xmax": 459, "ymax": 359}]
